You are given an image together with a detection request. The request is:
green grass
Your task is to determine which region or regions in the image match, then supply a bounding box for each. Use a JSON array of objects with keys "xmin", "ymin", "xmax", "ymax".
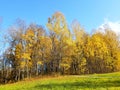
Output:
[{"xmin": 0, "ymin": 72, "xmax": 120, "ymax": 90}]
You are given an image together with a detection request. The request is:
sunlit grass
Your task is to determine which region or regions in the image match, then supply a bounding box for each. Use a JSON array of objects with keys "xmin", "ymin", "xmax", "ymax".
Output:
[{"xmin": 0, "ymin": 72, "xmax": 120, "ymax": 90}]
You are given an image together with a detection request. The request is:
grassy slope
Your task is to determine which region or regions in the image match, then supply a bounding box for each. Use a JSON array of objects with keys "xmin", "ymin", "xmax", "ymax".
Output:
[{"xmin": 0, "ymin": 72, "xmax": 120, "ymax": 90}]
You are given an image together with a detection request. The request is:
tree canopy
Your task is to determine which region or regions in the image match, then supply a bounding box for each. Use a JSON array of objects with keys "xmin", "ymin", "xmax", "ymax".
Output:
[{"xmin": 0, "ymin": 12, "xmax": 120, "ymax": 84}]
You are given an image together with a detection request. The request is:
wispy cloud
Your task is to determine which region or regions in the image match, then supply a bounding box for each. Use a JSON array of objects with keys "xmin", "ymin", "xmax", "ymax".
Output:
[{"xmin": 98, "ymin": 19, "xmax": 120, "ymax": 33}]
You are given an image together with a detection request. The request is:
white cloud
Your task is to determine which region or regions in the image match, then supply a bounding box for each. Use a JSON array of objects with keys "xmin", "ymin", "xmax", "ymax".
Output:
[{"xmin": 98, "ymin": 19, "xmax": 120, "ymax": 34}]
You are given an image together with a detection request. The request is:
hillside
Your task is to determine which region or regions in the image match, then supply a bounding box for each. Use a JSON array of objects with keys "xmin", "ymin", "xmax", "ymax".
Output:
[{"xmin": 0, "ymin": 72, "xmax": 120, "ymax": 90}]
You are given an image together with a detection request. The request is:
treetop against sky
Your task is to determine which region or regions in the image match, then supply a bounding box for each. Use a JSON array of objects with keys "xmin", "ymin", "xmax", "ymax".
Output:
[
  {"xmin": 0, "ymin": 0, "xmax": 120, "ymax": 33},
  {"xmin": 0, "ymin": 0, "xmax": 120, "ymax": 53}
]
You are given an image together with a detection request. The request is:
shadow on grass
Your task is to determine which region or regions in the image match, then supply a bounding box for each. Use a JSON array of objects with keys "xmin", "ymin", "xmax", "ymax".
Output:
[{"xmin": 34, "ymin": 79, "xmax": 120, "ymax": 89}]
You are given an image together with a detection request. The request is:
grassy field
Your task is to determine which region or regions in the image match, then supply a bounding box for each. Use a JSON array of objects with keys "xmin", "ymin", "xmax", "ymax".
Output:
[{"xmin": 0, "ymin": 72, "xmax": 120, "ymax": 90}]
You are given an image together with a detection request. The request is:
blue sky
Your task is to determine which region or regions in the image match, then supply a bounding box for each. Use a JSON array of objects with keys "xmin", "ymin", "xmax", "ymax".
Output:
[
  {"xmin": 0, "ymin": 0, "xmax": 120, "ymax": 33},
  {"xmin": 0, "ymin": 0, "xmax": 120, "ymax": 54}
]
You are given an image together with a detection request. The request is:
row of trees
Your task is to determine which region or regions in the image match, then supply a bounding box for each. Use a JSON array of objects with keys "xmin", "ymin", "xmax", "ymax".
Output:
[{"xmin": 0, "ymin": 12, "xmax": 120, "ymax": 83}]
